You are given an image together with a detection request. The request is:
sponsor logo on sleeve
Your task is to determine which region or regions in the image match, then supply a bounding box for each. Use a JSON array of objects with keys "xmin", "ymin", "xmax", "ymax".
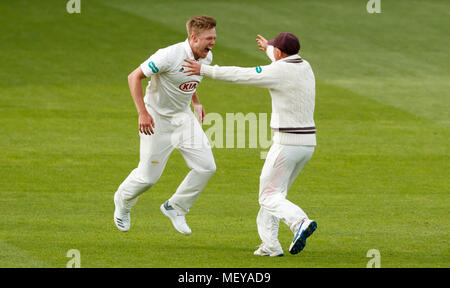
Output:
[
  {"xmin": 148, "ymin": 61, "xmax": 159, "ymax": 73},
  {"xmin": 256, "ymin": 66, "xmax": 262, "ymax": 73}
]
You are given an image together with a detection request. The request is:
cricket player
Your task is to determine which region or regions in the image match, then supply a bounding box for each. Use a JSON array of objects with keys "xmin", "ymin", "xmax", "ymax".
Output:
[
  {"xmin": 183, "ymin": 32, "xmax": 317, "ymax": 255},
  {"xmin": 113, "ymin": 16, "xmax": 217, "ymax": 235}
]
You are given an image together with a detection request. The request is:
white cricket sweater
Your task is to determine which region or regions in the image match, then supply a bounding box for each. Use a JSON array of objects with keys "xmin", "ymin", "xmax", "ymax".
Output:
[{"xmin": 200, "ymin": 45, "xmax": 316, "ymax": 146}]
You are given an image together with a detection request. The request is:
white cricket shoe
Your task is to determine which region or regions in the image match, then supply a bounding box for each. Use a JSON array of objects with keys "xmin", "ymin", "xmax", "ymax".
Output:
[
  {"xmin": 160, "ymin": 201, "xmax": 192, "ymax": 235},
  {"xmin": 254, "ymin": 244, "xmax": 284, "ymax": 257},
  {"xmin": 114, "ymin": 192, "xmax": 130, "ymax": 232},
  {"xmin": 289, "ymin": 219, "xmax": 317, "ymax": 255}
]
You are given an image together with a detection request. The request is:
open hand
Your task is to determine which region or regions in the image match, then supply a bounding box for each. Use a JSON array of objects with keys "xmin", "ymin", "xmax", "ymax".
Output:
[
  {"xmin": 183, "ymin": 59, "xmax": 202, "ymax": 76},
  {"xmin": 139, "ymin": 111, "xmax": 155, "ymax": 135},
  {"xmin": 256, "ymin": 34, "xmax": 268, "ymax": 52}
]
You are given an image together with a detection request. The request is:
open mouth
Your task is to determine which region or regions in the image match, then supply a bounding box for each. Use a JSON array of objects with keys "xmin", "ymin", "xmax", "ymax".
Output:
[{"xmin": 205, "ymin": 47, "xmax": 212, "ymax": 53}]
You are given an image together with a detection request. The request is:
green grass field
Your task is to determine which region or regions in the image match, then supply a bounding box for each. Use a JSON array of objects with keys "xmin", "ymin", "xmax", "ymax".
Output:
[{"xmin": 0, "ymin": 0, "xmax": 449, "ymax": 268}]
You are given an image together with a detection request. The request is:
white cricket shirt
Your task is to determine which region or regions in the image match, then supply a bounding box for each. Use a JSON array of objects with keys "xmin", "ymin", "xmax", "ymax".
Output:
[{"xmin": 140, "ymin": 39, "xmax": 212, "ymax": 117}]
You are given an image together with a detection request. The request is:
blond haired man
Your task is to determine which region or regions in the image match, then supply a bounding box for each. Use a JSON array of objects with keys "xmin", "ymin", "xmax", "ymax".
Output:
[{"xmin": 114, "ymin": 16, "xmax": 217, "ymax": 235}]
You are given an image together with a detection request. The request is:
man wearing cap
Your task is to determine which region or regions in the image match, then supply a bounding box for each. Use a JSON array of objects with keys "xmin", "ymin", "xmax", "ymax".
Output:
[{"xmin": 183, "ymin": 32, "xmax": 317, "ymax": 256}]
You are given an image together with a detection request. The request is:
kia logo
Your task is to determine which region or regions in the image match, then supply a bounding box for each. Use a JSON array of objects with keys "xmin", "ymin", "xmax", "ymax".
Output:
[{"xmin": 179, "ymin": 81, "xmax": 199, "ymax": 92}]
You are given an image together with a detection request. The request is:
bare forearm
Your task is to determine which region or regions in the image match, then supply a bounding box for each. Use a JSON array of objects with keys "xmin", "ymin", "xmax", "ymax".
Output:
[
  {"xmin": 127, "ymin": 66, "xmax": 154, "ymax": 135},
  {"xmin": 191, "ymin": 91, "xmax": 205, "ymax": 123},
  {"xmin": 191, "ymin": 91, "xmax": 200, "ymax": 105},
  {"xmin": 128, "ymin": 77, "xmax": 146, "ymax": 114},
  {"xmin": 127, "ymin": 67, "xmax": 148, "ymax": 115}
]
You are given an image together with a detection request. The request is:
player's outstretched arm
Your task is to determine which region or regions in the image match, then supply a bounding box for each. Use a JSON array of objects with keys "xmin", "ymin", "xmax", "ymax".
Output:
[
  {"xmin": 183, "ymin": 59, "xmax": 279, "ymax": 89},
  {"xmin": 128, "ymin": 67, "xmax": 155, "ymax": 135}
]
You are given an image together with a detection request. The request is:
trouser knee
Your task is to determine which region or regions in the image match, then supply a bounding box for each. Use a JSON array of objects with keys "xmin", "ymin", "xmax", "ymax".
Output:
[
  {"xmin": 119, "ymin": 172, "xmax": 159, "ymax": 201},
  {"xmin": 194, "ymin": 161, "xmax": 216, "ymax": 175}
]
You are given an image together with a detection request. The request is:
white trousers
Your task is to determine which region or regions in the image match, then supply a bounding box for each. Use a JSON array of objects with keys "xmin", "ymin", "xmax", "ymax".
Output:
[
  {"xmin": 257, "ymin": 143, "xmax": 314, "ymax": 251},
  {"xmin": 116, "ymin": 108, "xmax": 216, "ymax": 215}
]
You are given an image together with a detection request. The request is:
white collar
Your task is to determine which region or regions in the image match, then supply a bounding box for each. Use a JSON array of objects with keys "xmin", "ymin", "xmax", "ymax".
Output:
[
  {"xmin": 184, "ymin": 38, "xmax": 196, "ymax": 60},
  {"xmin": 281, "ymin": 54, "xmax": 302, "ymax": 61}
]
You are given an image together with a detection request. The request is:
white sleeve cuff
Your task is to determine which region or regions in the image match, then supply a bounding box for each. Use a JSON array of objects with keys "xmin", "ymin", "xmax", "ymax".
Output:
[
  {"xmin": 266, "ymin": 45, "xmax": 275, "ymax": 62},
  {"xmin": 200, "ymin": 64, "xmax": 215, "ymax": 78},
  {"xmin": 140, "ymin": 62, "xmax": 151, "ymax": 78}
]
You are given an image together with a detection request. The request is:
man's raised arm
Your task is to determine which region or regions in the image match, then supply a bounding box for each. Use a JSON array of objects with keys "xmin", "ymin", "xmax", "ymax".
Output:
[{"xmin": 256, "ymin": 34, "xmax": 275, "ymax": 62}]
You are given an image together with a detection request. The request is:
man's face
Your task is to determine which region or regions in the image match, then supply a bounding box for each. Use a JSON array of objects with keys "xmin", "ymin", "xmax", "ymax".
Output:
[{"xmin": 190, "ymin": 28, "xmax": 216, "ymax": 59}]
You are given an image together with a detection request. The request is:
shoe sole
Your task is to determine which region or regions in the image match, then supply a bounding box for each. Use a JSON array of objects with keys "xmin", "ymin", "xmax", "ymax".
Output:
[
  {"xmin": 160, "ymin": 204, "xmax": 191, "ymax": 236},
  {"xmin": 260, "ymin": 253, "xmax": 284, "ymax": 257},
  {"xmin": 254, "ymin": 250, "xmax": 284, "ymax": 257},
  {"xmin": 114, "ymin": 193, "xmax": 129, "ymax": 232},
  {"xmin": 289, "ymin": 221, "xmax": 317, "ymax": 255}
]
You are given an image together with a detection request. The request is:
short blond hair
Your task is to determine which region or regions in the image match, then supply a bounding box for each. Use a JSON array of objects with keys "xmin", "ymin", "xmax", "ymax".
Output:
[{"xmin": 186, "ymin": 16, "xmax": 216, "ymax": 37}]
